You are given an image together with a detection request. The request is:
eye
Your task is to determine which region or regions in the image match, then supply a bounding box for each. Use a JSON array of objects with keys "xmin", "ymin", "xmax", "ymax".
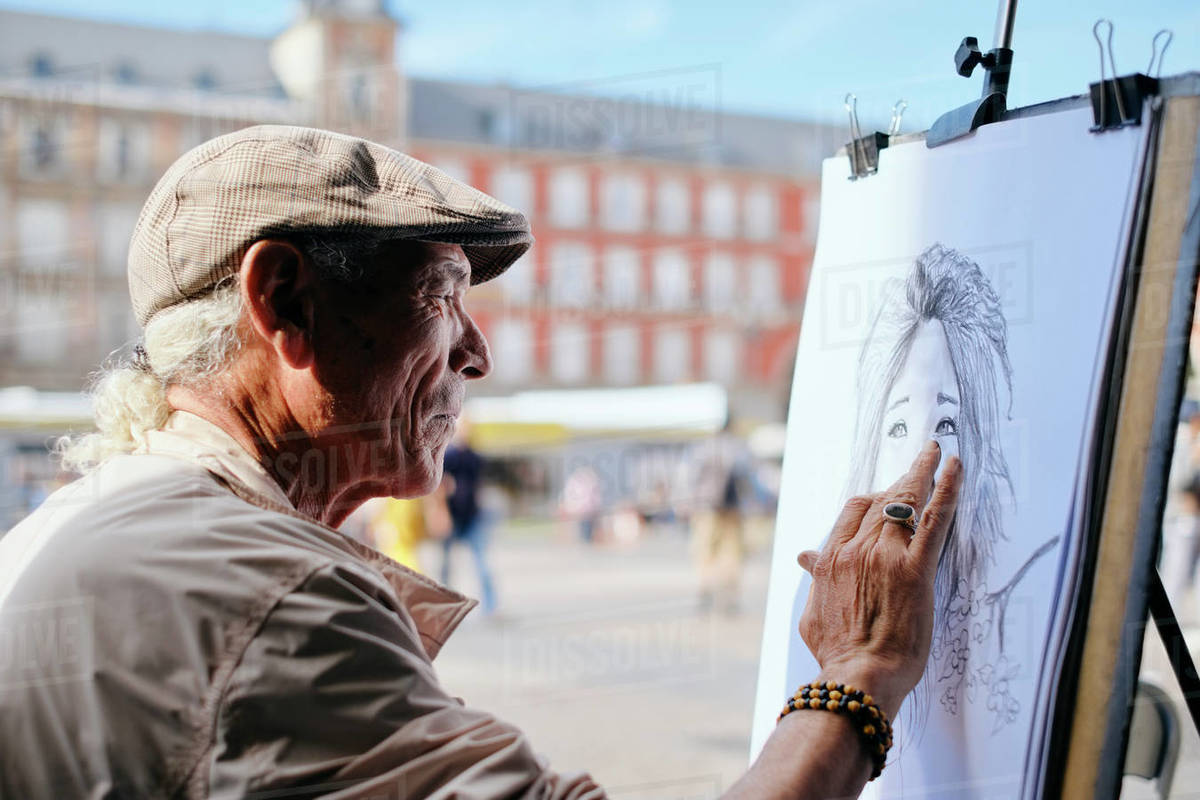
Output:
[
  {"xmin": 887, "ymin": 420, "xmax": 908, "ymax": 439},
  {"xmin": 935, "ymin": 417, "xmax": 958, "ymax": 436}
]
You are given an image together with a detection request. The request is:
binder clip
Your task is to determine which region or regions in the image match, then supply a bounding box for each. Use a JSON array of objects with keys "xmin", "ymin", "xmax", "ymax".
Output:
[
  {"xmin": 1088, "ymin": 21, "xmax": 1169, "ymax": 132},
  {"xmin": 845, "ymin": 96, "xmax": 905, "ymax": 180}
]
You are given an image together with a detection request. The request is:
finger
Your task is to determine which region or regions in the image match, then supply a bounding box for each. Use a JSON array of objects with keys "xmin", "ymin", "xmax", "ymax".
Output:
[
  {"xmin": 895, "ymin": 439, "xmax": 942, "ymax": 515},
  {"xmin": 797, "ymin": 550, "xmax": 818, "ymax": 573},
  {"xmin": 870, "ymin": 440, "xmax": 942, "ymax": 546},
  {"xmin": 822, "ymin": 493, "xmax": 879, "ymax": 556},
  {"xmin": 910, "ymin": 455, "xmax": 964, "ymax": 568}
]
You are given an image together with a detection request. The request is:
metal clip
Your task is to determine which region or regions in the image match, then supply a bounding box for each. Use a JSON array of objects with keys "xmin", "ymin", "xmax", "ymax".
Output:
[
  {"xmin": 1147, "ymin": 29, "xmax": 1173, "ymax": 78},
  {"xmin": 1093, "ymin": 19, "xmax": 1127, "ymax": 126},
  {"xmin": 1089, "ymin": 19, "xmax": 1162, "ymax": 132},
  {"xmin": 844, "ymin": 94, "xmax": 892, "ymax": 180},
  {"xmin": 888, "ymin": 100, "xmax": 908, "ymax": 137}
]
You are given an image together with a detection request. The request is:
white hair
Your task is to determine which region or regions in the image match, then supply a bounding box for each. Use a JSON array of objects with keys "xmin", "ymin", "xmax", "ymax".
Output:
[{"xmin": 56, "ymin": 234, "xmax": 384, "ymax": 473}]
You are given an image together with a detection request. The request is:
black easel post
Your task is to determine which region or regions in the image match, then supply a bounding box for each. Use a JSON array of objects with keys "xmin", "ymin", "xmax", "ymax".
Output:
[
  {"xmin": 1148, "ymin": 568, "xmax": 1200, "ymax": 734},
  {"xmin": 926, "ymin": 0, "xmax": 1017, "ymax": 147}
]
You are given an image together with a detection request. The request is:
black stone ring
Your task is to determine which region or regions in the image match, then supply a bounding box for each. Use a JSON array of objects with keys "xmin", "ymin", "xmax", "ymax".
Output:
[{"xmin": 882, "ymin": 502, "xmax": 918, "ymax": 534}]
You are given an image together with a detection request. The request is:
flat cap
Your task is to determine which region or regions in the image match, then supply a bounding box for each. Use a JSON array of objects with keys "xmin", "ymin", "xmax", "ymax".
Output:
[{"xmin": 128, "ymin": 125, "xmax": 532, "ymax": 327}]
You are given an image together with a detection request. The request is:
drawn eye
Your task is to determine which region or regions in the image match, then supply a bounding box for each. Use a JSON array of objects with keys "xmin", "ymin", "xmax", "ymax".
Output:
[
  {"xmin": 887, "ymin": 420, "xmax": 908, "ymax": 439},
  {"xmin": 935, "ymin": 417, "xmax": 958, "ymax": 436}
]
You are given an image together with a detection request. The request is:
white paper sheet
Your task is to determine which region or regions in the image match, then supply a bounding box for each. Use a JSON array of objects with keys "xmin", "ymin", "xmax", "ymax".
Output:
[{"xmin": 751, "ymin": 104, "xmax": 1150, "ymax": 798}]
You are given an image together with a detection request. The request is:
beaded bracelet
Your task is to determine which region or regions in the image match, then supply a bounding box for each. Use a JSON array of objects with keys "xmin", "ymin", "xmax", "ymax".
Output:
[{"xmin": 777, "ymin": 680, "xmax": 893, "ymax": 780}]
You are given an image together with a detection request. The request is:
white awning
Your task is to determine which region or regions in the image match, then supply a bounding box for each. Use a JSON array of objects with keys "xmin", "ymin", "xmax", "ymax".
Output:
[{"xmin": 466, "ymin": 383, "xmax": 728, "ymax": 434}]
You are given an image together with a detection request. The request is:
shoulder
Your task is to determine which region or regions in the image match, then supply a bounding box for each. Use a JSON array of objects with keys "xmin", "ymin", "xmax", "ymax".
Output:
[{"xmin": 0, "ymin": 452, "xmax": 383, "ymax": 632}]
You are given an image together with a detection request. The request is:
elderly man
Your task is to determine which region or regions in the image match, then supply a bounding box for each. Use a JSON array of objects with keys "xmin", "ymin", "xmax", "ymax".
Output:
[{"xmin": 0, "ymin": 126, "xmax": 962, "ymax": 799}]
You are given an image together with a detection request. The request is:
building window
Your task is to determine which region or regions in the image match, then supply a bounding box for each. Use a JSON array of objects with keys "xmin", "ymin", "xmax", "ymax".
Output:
[
  {"xmin": 490, "ymin": 164, "xmax": 534, "ymax": 214},
  {"xmin": 17, "ymin": 199, "xmax": 71, "ymax": 271},
  {"xmin": 97, "ymin": 117, "xmax": 150, "ymax": 183},
  {"xmin": 549, "ymin": 241, "xmax": 593, "ymax": 308},
  {"xmin": 704, "ymin": 329, "xmax": 740, "ymax": 383},
  {"xmin": 655, "ymin": 176, "xmax": 689, "ymax": 234},
  {"xmin": 604, "ymin": 323, "xmax": 641, "ymax": 385},
  {"xmin": 193, "ymin": 70, "xmax": 218, "ymax": 91},
  {"xmin": 804, "ymin": 192, "xmax": 821, "ymax": 243},
  {"xmin": 703, "ymin": 251, "xmax": 737, "ymax": 313},
  {"xmin": 743, "ymin": 184, "xmax": 778, "ymax": 241},
  {"xmin": 29, "ymin": 52, "xmax": 53, "ymax": 77},
  {"xmin": 550, "ymin": 321, "xmax": 589, "ymax": 384},
  {"xmin": 347, "ymin": 73, "xmax": 374, "ymax": 122},
  {"xmin": 601, "ymin": 172, "xmax": 646, "ymax": 232},
  {"xmin": 99, "ymin": 290, "xmax": 138, "ymax": 354},
  {"xmin": 702, "ymin": 180, "xmax": 736, "ymax": 239},
  {"xmin": 20, "ymin": 114, "xmax": 67, "ymax": 178},
  {"xmin": 548, "ymin": 166, "xmax": 588, "ymax": 229},
  {"xmin": 489, "ymin": 318, "xmax": 534, "ymax": 385},
  {"xmin": 97, "ymin": 203, "xmax": 141, "ymax": 276},
  {"xmin": 430, "ymin": 156, "xmax": 470, "ymax": 184},
  {"xmin": 16, "ymin": 293, "xmax": 70, "ymax": 364},
  {"xmin": 652, "ymin": 247, "xmax": 691, "ymax": 311},
  {"xmin": 113, "ymin": 61, "xmax": 138, "ymax": 84},
  {"xmin": 654, "ymin": 326, "xmax": 691, "ymax": 384},
  {"xmin": 603, "ymin": 246, "xmax": 641, "ymax": 310},
  {"xmin": 500, "ymin": 246, "xmax": 536, "ymax": 306},
  {"xmin": 747, "ymin": 254, "xmax": 781, "ymax": 312}
]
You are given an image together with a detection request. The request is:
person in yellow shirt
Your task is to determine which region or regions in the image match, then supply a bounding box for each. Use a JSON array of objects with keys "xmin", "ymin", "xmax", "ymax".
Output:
[{"xmin": 368, "ymin": 487, "xmax": 452, "ymax": 573}]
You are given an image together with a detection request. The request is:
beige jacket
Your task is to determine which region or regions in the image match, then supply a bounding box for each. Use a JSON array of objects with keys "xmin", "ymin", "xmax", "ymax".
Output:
[{"xmin": 0, "ymin": 412, "xmax": 602, "ymax": 799}]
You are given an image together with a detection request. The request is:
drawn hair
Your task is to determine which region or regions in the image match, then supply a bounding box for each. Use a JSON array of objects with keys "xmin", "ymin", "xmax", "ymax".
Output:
[{"xmin": 846, "ymin": 243, "xmax": 1014, "ymax": 729}]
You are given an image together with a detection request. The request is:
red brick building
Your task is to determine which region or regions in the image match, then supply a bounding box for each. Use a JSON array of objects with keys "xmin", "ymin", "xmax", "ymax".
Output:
[{"xmin": 0, "ymin": 0, "xmax": 841, "ymax": 423}]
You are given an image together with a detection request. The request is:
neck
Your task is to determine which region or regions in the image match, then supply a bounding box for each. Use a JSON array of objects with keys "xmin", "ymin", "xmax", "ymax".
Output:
[{"xmin": 166, "ymin": 373, "xmax": 369, "ymax": 528}]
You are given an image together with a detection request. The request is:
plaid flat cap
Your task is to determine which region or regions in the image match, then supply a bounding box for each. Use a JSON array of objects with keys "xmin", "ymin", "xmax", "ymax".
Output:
[{"xmin": 128, "ymin": 125, "xmax": 532, "ymax": 327}]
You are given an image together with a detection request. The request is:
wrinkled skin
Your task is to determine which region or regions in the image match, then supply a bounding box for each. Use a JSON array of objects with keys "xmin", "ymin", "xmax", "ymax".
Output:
[
  {"xmin": 309, "ymin": 241, "xmax": 491, "ymax": 502},
  {"xmin": 797, "ymin": 440, "xmax": 963, "ymax": 717},
  {"xmin": 169, "ymin": 239, "xmax": 491, "ymax": 528}
]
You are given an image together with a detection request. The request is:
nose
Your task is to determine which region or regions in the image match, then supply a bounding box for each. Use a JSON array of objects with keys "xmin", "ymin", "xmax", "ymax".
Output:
[{"xmin": 451, "ymin": 309, "xmax": 492, "ymax": 380}]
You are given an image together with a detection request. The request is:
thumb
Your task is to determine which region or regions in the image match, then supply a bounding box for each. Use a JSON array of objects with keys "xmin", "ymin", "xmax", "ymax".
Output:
[{"xmin": 797, "ymin": 550, "xmax": 818, "ymax": 573}]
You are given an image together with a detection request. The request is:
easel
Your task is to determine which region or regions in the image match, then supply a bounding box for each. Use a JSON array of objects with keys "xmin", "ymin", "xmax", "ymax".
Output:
[{"xmin": 841, "ymin": 3, "xmax": 1200, "ymax": 796}]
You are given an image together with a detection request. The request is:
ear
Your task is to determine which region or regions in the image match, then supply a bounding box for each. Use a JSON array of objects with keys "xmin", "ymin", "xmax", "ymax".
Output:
[{"xmin": 239, "ymin": 239, "xmax": 318, "ymax": 370}]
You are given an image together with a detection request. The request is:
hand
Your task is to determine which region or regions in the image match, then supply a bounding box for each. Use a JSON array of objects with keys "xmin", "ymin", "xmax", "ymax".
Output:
[{"xmin": 796, "ymin": 440, "xmax": 963, "ymax": 718}]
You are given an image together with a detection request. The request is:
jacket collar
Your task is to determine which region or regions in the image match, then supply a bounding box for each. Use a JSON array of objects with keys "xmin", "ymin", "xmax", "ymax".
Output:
[{"xmin": 141, "ymin": 411, "xmax": 476, "ymax": 659}]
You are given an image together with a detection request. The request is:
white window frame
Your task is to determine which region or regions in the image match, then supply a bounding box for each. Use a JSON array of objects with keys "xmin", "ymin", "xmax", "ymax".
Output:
[
  {"xmin": 549, "ymin": 167, "xmax": 589, "ymax": 229},
  {"xmin": 743, "ymin": 184, "xmax": 778, "ymax": 241},
  {"xmin": 602, "ymin": 246, "xmax": 641, "ymax": 310},
  {"xmin": 702, "ymin": 180, "xmax": 737, "ymax": 239},
  {"xmin": 652, "ymin": 247, "xmax": 691, "ymax": 311},
  {"xmin": 489, "ymin": 317, "xmax": 535, "ymax": 385},
  {"xmin": 654, "ymin": 326, "xmax": 691, "ymax": 384},
  {"xmin": 601, "ymin": 171, "xmax": 646, "ymax": 232},
  {"xmin": 704, "ymin": 328, "xmax": 740, "ymax": 383},
  {"xmin": 747, "ymin": 254, "xmax": 781, "ymax": 312},
  {"xmin": 603, "ymin": 322, "xmax": 641, "ymax": 385},
  {"xmin": 655, "ymin": 176, "xmax": 689, "ymax": 235},
  {"xmin": 490, "ymin": 164, "xmax": 534, "ymax": 215},
  {"xmin": 550, "ymin": 320, "xmax": 589, "ymax": 384},
  {"xmin": 549, "ymin": 241, "xmax": 594, "ymax": 308}
]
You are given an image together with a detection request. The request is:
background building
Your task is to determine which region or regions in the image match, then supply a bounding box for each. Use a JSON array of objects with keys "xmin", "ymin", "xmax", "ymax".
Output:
[
  {"xmin": 0, "ymin": 1, "xmax": 841, "ymax": 418},
  {"xmin": 0, "ymin": 0, "xmax": 845, "ymax": 524}
]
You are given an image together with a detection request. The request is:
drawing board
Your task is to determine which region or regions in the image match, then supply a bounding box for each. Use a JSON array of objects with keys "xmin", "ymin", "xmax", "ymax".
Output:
[{"xmin": 751, "ymin": 104, "xmax": 1151, "ymax": 798}]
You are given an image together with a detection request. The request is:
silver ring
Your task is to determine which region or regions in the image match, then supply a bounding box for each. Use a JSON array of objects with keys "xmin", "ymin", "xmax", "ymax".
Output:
[{"xmin": 882, "ymin": 501, "xmax": 918, "ymax": 533}]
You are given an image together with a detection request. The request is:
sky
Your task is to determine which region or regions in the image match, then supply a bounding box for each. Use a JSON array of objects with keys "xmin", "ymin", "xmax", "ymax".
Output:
[{"xmin": 0, "ymin": 0, "xmax": 1196, "ymax": 130}]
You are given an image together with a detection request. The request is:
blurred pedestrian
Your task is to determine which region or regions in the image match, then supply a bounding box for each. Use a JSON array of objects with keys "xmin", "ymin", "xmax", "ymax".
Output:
[
  {"xmin": 687, "ymin": 418, "xmax": 753, "ymax": 613},
  {"xmin": 562, "ymin": 464, "xmax": 603, "ymax": 544},
  {"xmin": 440, "ymin": 420, "xmax": 497, "ymax": 615},
  {"xmin": 1162, "ymin": 399, "xmax": 1200, "ymax": 622}
]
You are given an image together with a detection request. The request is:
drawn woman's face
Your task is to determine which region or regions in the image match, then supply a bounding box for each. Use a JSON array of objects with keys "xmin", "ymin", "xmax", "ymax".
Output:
[{"xmin": 872, "ymin": 319, "xmax": 961, "ymax": 491}]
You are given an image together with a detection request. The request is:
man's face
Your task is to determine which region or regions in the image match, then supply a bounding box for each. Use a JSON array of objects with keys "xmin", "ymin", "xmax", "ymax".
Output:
[{"xmin": 311, "ymin": 241, "xmax": 491, "ymax": 499}]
